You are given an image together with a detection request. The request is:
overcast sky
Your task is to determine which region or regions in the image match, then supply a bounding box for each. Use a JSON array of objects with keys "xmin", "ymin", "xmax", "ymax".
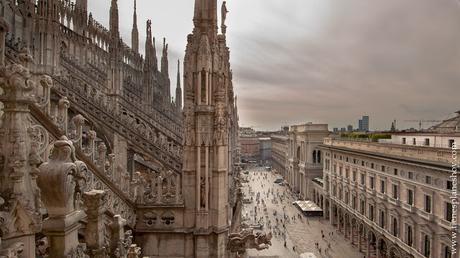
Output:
[{"xmin": 88, "ymin": 0, "xmax": 460, "ymax": 131}]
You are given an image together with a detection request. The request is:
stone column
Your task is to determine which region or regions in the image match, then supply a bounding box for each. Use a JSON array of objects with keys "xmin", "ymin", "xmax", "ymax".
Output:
[
  {"xmin": 110, "ymin": 215, "xmax": 127, "ymax": 257},
  {"xmin": 38, "ymin": 136, "xmax": 87, "ymax": 257},
  {"xmin": 83, "ymin": 190, "xmax": 107, "ymax": 257}
]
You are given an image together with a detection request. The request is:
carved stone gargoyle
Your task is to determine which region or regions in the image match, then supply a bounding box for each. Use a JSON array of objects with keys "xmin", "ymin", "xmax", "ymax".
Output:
[{"xmin": 227, "ymin": 228, "xmax": 273, "ymax": 254}]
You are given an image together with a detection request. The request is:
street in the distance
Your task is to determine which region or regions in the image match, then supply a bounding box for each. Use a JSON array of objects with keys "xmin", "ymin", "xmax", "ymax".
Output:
[{"xmin": 242, "ymin": 166, "xmax": 362, "ymax": 258}]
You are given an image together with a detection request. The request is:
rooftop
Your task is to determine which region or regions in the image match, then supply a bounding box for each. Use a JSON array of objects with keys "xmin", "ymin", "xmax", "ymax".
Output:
[
  {"xmin": 290, "ymin": 122, "xmax": 329, "ymax": 132},
  {"xmin": 321, "ymin": 137, "xmax": 452, "ymax": 169},
  {"xmin": 428, "ymin": 110, "xmax": 460, "ymax": 133}
]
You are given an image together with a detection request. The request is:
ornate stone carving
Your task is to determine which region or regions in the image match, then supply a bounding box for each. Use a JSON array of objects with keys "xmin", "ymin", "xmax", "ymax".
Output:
[
  {"xmin": 221, "ymin": 1, "xmax": 228, "ymax": 34},
  {"xmin": 37, "ymin": 136, "xmax": 87, "ymax": 257},
  {"xmin": 227, "ymin": 228, "xmax": 273, "ymax": 254},
  {"xmin": 38, "ymin": 136, "xmax": 86, "ymax": 216},
  {"xmin": 0, "ymin": 46, "xmax": 44, "ymax": 257},
  {"xmin": 0, "ymin": 242, "xmax": 24, "ymax": 258}
]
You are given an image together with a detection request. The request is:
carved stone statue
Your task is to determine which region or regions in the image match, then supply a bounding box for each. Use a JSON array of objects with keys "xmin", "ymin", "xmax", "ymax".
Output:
[{"xmin": 221, "ymin": 1, "xmax": 229, "ymax": 29}]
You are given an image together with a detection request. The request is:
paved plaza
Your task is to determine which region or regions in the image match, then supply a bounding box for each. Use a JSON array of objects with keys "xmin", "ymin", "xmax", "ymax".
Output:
[{"xmin": 241, "ymin": 167, "xmax": 363, "ymax": 258}]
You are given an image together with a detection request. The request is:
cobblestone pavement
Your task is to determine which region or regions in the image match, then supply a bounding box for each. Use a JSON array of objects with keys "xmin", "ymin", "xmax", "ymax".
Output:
[{"xmin": 241, "ymin": 167, "xmax": 362, "ymax": 258}]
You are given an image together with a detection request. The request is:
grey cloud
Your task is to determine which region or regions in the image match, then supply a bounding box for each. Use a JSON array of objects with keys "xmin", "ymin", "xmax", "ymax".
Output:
[{"xmin": 88, "ymin": 0, "xmax": 460, "ymax": 131}]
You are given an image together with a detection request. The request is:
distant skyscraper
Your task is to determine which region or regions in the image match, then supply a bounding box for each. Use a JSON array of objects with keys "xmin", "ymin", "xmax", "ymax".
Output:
[
  {"xmin": 362, "ymin": 116, "xmax": 369, "ymax": 131},
  {"xmin": 358, "ymin": 116, "xmax": 369, "ymax": 131},
  {"xmin": 347, "ymin": 125, "xmax": 353, "ymax": 131}
]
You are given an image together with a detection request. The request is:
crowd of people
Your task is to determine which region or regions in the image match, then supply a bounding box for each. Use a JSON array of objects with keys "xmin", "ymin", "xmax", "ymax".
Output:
[{"xmin": 241, "ymin": 167, "xmax": 343, "ymax": 258}]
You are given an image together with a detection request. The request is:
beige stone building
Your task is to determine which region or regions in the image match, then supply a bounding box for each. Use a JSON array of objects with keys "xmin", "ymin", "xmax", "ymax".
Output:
[
  {"xmin": 286, "ymin": 123, "xmax": 329, "ymax": 199},
  {"xmin": 270, "ymin": 134, "xmax": 289, "ymax": 178},
  {"xmin": 318, "ymin": 115, "xmax": 460, "ymax": 258}
]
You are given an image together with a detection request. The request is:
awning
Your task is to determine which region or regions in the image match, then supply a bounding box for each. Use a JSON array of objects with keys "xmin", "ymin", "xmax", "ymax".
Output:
[{"xmin": 293, "ymin": 200, "xmax": 322, "ymax": 212}]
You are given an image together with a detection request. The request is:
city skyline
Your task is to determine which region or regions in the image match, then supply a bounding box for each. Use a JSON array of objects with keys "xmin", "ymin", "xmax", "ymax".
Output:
[{"xmin": 88, "ymin": 0, "xmax": 460, "ymax": 131}]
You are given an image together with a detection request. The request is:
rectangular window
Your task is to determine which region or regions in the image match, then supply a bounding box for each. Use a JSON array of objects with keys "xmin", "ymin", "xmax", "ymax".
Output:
[
  {"xmin": 360, "ymin": 200, "xmax": 365, "ymax": 214},
  {"xmin": 449, "ymin": 139, "xmax": 455, "ymax": 148},
  {"xmin": 407, "ymin": 189, "xmax": 414, "ymax": 205},
  {"xmin": 360, "ymin": 174, "xmax": 365, "ymax": 185},
  {"xmin": 353, "ymin": 170, "xmax": 357, "ymax": 181},
  {"xmin": 447, "ymin": 180, "xmax": 453, "ymax": 190},
  {"xmin": 381, "ymin": 165, "xmax": 385, "ymax": 172},
  {"xmin": 408, "ymin": 172, "xmax": 414, "ymax": 179},
  {"xmin": 392, "ymin": 184, "xmax": 398, "ymax": 199},
  {"xmin": 371, "ymin": 163, "xmax": 375, "ymax": 169},
  {"xmin": 370, "ymin": 177, "xmax": 375, "ymax": 189},
  {"xmin": 424, "ymin": 195, "xmax": 432, "ymax": 213},
  {"xmin": 369, "ymin": 205, "xmax": 374, "ymax": 221},
  {"xmin": 445, "ymin": 202, "xmax": 453, "ymax": 222},
  {"xmin": 424, "ymin": 138, "xmax": 430, "ymax": 146},
  {"xmin": 425, "ymin": 176, "xmax": 432, "ymax": 185},
  {"xmin": 413, "ymin": 138, "xmax": 416, "ymax": 145},
  {"xmin": 380, "ymin": 180, "xmax": 386, "ymax": 194},
  {"xmin": 402, "ymin": 138, "xmax": 406, "ymax": 144},
  {"xmin": 394, "ymin": 168, "xmax": 398, "ymax": 176}
]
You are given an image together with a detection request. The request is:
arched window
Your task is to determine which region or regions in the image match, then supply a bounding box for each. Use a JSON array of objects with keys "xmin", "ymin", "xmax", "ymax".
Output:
[
  {"xmin": 423, "ymin": 235, "xmax": 431, "ymax": 257},
  {"xmin": 296, "ymin": 146, "xmax": 301, "ymax": 160},
  {"xmin": 317, "ymin": 150, "xmax": 322, "ymax": 163},
  {"xmin": 392, "ymin": 217, "xmax": 398, "ymax": 237},
  {"xmin": 313, "ymin": 150, "xmax": 317, "ymax": 163}
]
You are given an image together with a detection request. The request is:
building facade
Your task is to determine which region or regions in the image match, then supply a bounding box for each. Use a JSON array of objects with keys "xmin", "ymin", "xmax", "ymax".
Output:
[
  {"xmin": 319, "ymin": 116, "xmax": 459, "ymax": 258},
  {"xmin": 271, "ymin": 134, "xmax": 289, "ymax": 178},
  {"xmin": 287, "ymin": 123, "xmax": 329, "ymax": 199},
  {"xmin": 259, "ymin": 137, "xmax": 271, "ymax": 163},
  {"xmin": 239, "ymin": 136, "xmax": 260, "ymax": 162}
]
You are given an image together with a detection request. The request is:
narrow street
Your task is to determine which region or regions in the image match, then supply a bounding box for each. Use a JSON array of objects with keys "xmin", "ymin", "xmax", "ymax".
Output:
[{"xmin": 241, "ymin": 167, "xmax": 362, "ymax": 258}]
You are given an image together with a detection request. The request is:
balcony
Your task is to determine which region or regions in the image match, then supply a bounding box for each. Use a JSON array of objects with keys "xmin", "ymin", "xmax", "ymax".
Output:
[
  {"xmin": 439, "ymin": 218, "xmax": 453, "ymax": 230},
  {"xmin": 377, "ymin": 192, "xmax": 387, "ymax": 201},
  {"xmin": 366, "ymin": 188, "xmax": 376, "ymax": 196},
  {"xmin": 388, "ymin": 197, "xmax": 400, "ymax": 207},
  {"xmin": 401, "ymin": 203, "xmax": 415, "ymax": 213},
  {"xmin": 418, "ymin": 210, "xmax": 435, "ymax": 222}
]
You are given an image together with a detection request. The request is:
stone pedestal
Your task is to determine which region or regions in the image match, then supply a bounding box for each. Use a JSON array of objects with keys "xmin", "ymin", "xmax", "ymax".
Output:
[
  {"xmin": 83, "ymin": 190, "xmax": 107, "ymax": 257},
  {"xmin": 42, "ymin": 210, "xmax": 85, "ymax": 257}
]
